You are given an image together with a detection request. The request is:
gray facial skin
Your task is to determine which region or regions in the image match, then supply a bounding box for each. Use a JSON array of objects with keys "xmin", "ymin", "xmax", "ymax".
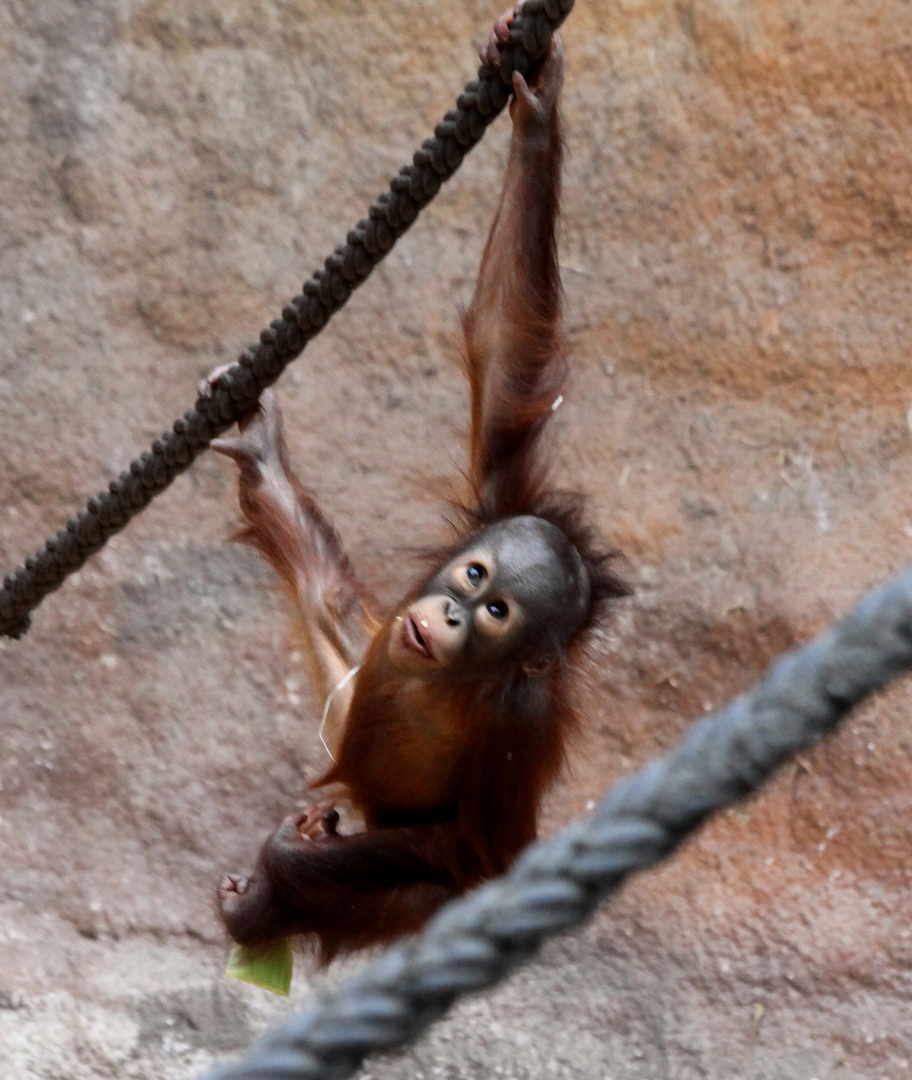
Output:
[{"xmin": 387, "ymin": 516, "xmax": 591, "ymax": 678}]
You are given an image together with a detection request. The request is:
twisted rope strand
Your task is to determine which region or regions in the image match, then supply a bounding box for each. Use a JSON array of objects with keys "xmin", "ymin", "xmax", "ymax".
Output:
[
  {"xmin": 202, "ymin": 562, "xmax": 912, "ymax": 1080},
  {"xmin": 0, "ymin": 0, "xmax": 575, "ymax": 639}
]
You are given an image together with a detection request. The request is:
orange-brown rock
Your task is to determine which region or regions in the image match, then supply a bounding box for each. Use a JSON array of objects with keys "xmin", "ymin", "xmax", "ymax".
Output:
[{"xmin": 1, "ymin": 1, "xmax": 912, "ymax": 1076}]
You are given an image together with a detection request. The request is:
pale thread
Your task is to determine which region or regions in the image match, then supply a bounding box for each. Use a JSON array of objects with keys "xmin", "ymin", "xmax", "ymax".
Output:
[{"xmin": 319, "ymin": 665, "xmax": 361, "ymax": 763}]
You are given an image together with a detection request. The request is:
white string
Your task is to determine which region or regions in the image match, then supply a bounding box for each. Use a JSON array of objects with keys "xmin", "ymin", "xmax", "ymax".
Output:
[{"xmin": 318, "ymin": 664, "xmax": 361, "ymax": 762}]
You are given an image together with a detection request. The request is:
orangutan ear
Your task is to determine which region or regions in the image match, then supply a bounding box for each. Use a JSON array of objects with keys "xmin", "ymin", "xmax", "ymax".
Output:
[{"xmin": 521, "ymin": 654, "xmax": 555, "ymax": 678}]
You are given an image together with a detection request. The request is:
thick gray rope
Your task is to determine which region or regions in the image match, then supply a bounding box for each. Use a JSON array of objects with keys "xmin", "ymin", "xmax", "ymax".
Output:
[
  {"xmin": 202, "ymin": 562, "xmax": 912, "ymax": 1080},
  {"xmin": 0, "ymin": 0, "xmax": 574, "ymax": 640}
]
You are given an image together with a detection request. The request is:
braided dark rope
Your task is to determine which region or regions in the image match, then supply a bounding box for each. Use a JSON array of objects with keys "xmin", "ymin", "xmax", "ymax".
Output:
[
  {"xmin": 202, "ymin": 563, "xmax": 912, "ymax": 1080},
  {"xmin": 0, "ymin": 0, "xmax": 574, "ymax": 639}
]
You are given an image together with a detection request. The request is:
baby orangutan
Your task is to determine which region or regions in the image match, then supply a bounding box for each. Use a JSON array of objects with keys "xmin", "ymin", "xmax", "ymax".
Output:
[{"xmin": 208, "ymin": 23, "xmax": 627, "ymax": 965}]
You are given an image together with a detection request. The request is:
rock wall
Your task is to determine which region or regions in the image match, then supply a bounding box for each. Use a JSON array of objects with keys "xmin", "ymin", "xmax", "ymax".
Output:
[{"xmin": 1, "ymin": 0, "xmax": 912, "ymax": 1076}]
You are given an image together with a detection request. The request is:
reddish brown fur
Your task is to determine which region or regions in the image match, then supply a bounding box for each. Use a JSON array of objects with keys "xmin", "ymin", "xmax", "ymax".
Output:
[{"xmin": 213, "ymin": 29, "xmax": 628, "ymax": 966}]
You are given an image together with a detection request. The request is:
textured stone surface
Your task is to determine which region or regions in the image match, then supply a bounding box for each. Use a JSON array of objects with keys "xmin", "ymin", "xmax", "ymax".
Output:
[{"xmin": 2, "ymin": 0, "xmax": 912, "ymax": 1076}]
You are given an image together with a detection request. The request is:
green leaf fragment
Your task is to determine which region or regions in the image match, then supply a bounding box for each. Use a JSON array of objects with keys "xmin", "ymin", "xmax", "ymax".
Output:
[{"xmin": 225, "ymin": 939, "xmax": 294, "ymax": 996}]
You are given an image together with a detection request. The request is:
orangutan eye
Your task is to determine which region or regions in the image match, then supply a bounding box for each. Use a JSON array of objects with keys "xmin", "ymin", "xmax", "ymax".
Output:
[
  {"xmin": 486, "ymin": 600, "xmax": 508, "ymax": 620},
  {"xmin": 465, "ymin": 563, "xmax": 487, "ymax": 586},
  {"xmin": 476, "ymin": 595, "xmax": 514, "ymax": 639}
]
